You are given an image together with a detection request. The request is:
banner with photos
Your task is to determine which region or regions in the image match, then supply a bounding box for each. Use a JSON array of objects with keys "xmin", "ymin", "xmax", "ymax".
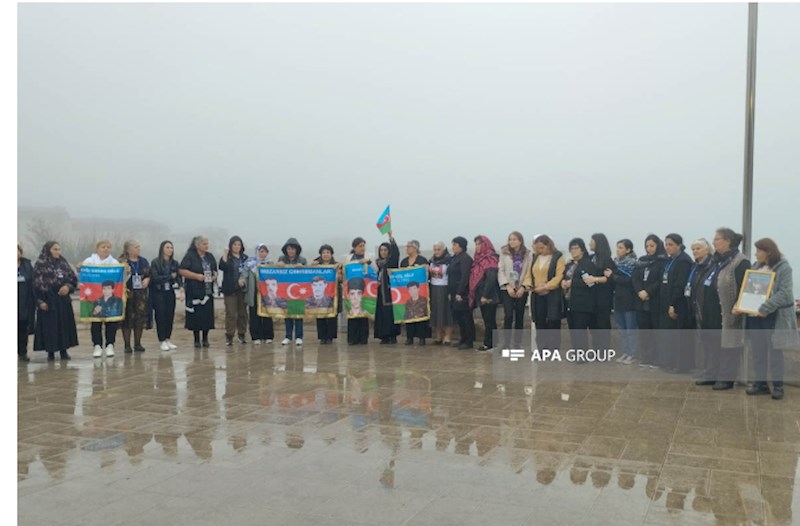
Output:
[
  {"xmin": 79, "ymin": 264, "xmax": 126, "ymax": 322},
  {"xmin": 388, "ymin": 265, "xmax": 430, "ymax": 324},
  {"xmin": 343, "ymin": 262, "xmax": 379, "ymax": 319},
  {"xmin": 257, "ymin": 266, "xmax": 338, "ymax": 319}
]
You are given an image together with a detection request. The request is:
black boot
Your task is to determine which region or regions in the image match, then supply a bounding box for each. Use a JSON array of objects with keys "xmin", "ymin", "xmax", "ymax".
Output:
[
  {"xmin": 47, "ymin": 352, "xmax": 55, "ymax": 361},
  {"xmin": 712, "ymin": 381, "xmax": 734, "ymax": 391},
  {"xmin": 59, "ymin": 350, "xmax": 71, "ymax": 361},
  {"xmin": 226, "ymin": 335, "xmax": 233, "ymax": 346},
  {"xmin": 746, "ymin": 382, "xmax": 770, "ymax": 395}
]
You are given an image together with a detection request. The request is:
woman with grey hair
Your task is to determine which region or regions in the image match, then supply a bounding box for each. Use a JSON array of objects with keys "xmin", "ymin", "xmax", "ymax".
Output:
[
  {"xmin": 400, "ymin": 239, "xmax": 430, "ymax": 345},
  {"xmin": 179, "ymin": 236, "xmax": 218, "ymax": 348},
  {"xmin": 429, "ymin": 241, "xmax": 454, "ymax": 344}
]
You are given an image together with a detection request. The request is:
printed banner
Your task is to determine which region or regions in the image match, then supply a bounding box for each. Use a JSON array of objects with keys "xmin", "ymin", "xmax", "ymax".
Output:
[
  {"xmin": 257, "ymin": 265, "xmax": 338, "ymax": 319},
  {"xmin": 79, "ymin": 264, "xmax": 126, "ymax": 322},
  {"xmin": 343, "ymin": 262, "xmax": 379, "ymax": 319},
  {"xmin": 388, "ymin": 265, "xmax": 430, "ymax": 323}
]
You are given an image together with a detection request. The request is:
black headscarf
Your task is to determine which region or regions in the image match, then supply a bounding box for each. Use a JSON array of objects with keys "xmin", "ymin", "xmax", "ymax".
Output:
[{"xmin": 33, "ymin": 241, "xmax": 77, "ymax": 292}]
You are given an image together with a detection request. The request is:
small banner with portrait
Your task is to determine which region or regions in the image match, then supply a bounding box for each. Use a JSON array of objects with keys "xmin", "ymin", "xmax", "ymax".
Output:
[
  {"xmin": 79, "ymin": 264, "xmax": 126, "ymax": 322},
  {"xmin": 343, "ymin": 262, "xmax": 379, "ymax": 319},
  {"xmin": 257, "ymin": 266, "xmax": 338, "ymax": 319},
  {"xmin": 388, "ymin": 265, "xmax": 430, "ymax": 324}
]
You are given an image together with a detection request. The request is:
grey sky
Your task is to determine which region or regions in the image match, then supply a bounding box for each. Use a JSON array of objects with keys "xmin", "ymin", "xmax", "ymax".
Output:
[{"xmin": 17, "ymin": 3, "xmax": 800, "ymax": 285}]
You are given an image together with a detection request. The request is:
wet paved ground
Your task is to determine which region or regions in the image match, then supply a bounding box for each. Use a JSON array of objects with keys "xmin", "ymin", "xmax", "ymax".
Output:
[{"xmin": 18, "ymin": 327, "xmax": 800, "ymax": 526}]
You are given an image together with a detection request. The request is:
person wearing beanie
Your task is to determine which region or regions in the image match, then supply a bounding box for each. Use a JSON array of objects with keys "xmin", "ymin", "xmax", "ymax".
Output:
[
  {"xmin": 278, "ymin": 237, "xmax": 307, "ymax": 345},
  {"xmin": 448, "ymin": 236, "xmax": 474, "ymax": 350}
]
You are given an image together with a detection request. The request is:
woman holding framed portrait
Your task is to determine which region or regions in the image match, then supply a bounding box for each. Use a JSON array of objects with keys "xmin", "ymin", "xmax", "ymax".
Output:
[{"xmin": 735, "ymin": 238, "xmax": 800, "ymax": 400}]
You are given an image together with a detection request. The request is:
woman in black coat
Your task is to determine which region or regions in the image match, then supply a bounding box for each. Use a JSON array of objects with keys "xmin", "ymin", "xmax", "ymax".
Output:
[
  {"xmin": 657, "ymin": 233, "xmax": 694, "ymax": 373},
  {"xmin": 562, "ymin": 238, "xmax": 598, "ymax": 356},
  {"xmin": 632, "ymin": 235, "xmax": 668, "ymax": 368},
  {"xmin": 150, "ymin": 240, "xmax": 182, "ymax": 351},
  {"xmin": 374, "ymin": 233, "xmax": 400, "ymax": 344},
  {"xmin": 18, "ymin": 244, "xmax": 36, "ymax": 362},
  {"xmin": 179, "ymin": 236, "xmax": 218, "ymax": 348},
  {"xmin": 32, "ymin": 241, "xmax": 79, "ymax": 361},
  {"xmin": 469, "ymin": 235, "xmax": 500, "ymax": 352},
  {"xmin": 588, "ymin": 233, "xmax": 616, "ymax": 351}
]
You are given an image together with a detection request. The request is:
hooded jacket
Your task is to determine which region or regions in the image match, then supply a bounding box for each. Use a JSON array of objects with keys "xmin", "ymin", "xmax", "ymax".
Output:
[{"xmin": 279, "ymin": 238, "xmax": 307, "ymax": 265}]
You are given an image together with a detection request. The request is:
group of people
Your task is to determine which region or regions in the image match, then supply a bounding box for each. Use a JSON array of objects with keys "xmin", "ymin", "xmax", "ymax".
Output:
[{"xmin": 17, "ymin": 229, "xmax": 799, "ymax": 399}]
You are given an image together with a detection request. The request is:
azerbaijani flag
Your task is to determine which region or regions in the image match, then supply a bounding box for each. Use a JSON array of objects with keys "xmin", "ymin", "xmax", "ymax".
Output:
[{"xmin": 376, "ymin": 205, "xmax": 391, "ymax": 235}]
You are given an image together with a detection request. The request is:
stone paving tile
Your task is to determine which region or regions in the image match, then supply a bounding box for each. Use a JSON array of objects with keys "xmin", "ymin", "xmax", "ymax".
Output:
[{"xmin": 17, "ymin": 328, "xmax": 800, "ymax": 525}]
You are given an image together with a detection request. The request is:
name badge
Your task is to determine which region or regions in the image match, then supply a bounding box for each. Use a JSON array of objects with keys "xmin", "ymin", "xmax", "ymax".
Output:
[
  {"xmin": 704, "ymin": 275, "xmax": 714, "ymax": 287},
  {"xmin": 662, "ymin": 272, "xmax": 669, "ymax": 284},
  {"xmin": 56, "ymin": 271, "xmax": 64, "ymax": 279},
  {"xmin": 132, "ymin": 275, "xmax": 143, "ymax": 290},
  {"xmin": 643, "ymin": 268, "xmax": 650, "ymax": 281},
  {"xmin": 163, "ymin": 283, "xmax": 171, "ymax": 291},
  {"xmin": 204, "ymin": 271, "xmax": 213, "ymax": 283},
  {"xmin": 684, "ymin": 283, "xmax": 692, "ymax": 297},
  {"xmin": 17, "ymin": 274, "xmax": 25, "ymax": 283}
]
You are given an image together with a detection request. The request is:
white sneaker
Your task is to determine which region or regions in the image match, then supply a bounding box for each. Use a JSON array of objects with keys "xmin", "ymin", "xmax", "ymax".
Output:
[
  {"xmin": 265, "ymin": 339, "xmax": 273, "ymax": 344},
  {"xmin": 622, "ymin": 355, "xmax": 635, "ymax": 365},
  {"xmin": 295, "ymin": 338, "xmax": 303, "ymax": 346},
  {"xmin": 105, "ymin": 344, "xmax": 115, "ymax": 357},
  {"xmin": 616, "ymin": 354, "xmax": 626, "ymax": 363},
  {"xmin": 281, "ymin": 338, "xmax": 291, "ymax": 345},
  {"xmin": 166, "ymin": 340, "xmax": 177, "ymax": 350},
  {"xmin": 253, "ymin": 339, "xmax": 262, "ymax": 345},
  {"xmin": 93, "ymin": 345, "xmax": 103, "ymax": 358},
  {"xmin": 160, "ymin": 341, "xmax": 170, "ymax": 351}
]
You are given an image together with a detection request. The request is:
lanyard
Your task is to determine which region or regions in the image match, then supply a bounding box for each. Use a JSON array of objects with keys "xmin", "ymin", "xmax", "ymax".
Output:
[
  {"xmin": 129, "ymin": 260, "xmax": 140, "ymax": 276},
  {"xmin": 686, "ymin": 264, "xmax": 699, "ymax": 286}
]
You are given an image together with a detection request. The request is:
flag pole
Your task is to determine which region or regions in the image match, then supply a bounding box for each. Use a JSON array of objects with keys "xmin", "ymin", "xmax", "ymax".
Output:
[{"xmin": 742, "ymin": 3, "xmax": 758, "ymax": 258}]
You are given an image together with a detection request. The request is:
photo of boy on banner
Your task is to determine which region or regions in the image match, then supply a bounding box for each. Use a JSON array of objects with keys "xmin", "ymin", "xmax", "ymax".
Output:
[
  {"xmin": 343, "ymin": 262, "xmax": 379, "ymax": 319},
  {"xmin": 79, "ymin": 264, "xmax": 127, "ymax": 322},
  {"xmin": 388, "ymin": 265, "xmax": 430, "ymax": 324},
  {"xmin": 257, "ymin": 265, "xmax": 337, "ymax": 319}
]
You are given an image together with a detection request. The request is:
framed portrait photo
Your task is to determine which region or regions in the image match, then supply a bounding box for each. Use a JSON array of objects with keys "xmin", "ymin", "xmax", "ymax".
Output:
[{"xmin": 735, "ymin": 269, "xmax": 776, "ymax": 315}]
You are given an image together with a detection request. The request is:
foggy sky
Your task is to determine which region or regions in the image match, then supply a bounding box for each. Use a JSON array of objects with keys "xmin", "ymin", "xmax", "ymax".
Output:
[{"xmin": 17, "ymin": 3, "xmax": 800, "ymax": 284}]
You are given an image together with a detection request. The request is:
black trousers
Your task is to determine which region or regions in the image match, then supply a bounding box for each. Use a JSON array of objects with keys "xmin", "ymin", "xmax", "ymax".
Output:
[
  {"xmin": 249, "ymin": 306, "xmax": 274, "ymax": 341},
  {"xmin": 699, "ymin": 330, "xmax": 722, "ymax": 381},
  {"xmin": 501, "ymin": 291, "xmax": 528, "ymax": 330},
  {"xmin": 317, "ymin": 317, "xmax": 338, "ymax": 341},
  {"xmin": 454, "ymin": 307, "xmax": 475, "ymax": 346},
  {"xmin": 347, "ymin": 318, "xmax": 369, "ymax": 345},
  {"xmin": 18, "ymin": 319, "xmax": 29, "ymax": 357},
  {"xmin": 152, "ymin": 290, "xmax": 176, "ymax": 342},
  {"xmin": 569, "ymin": 311, "xmax": 593, "ymax": 351},
  {"xmin": 533, "ymin": 294, "xmax": 562, "ymax": 351},
  {"xmin": 91, "ymin": 321, "xmax": 118, "ymax": 347},
  {"xmin": 480, "ymin": 304, "xmax": 498, "ymax": 347},
  {"xmin": 590, "ymin": 306, "xmax": 612, "ymax": 351},
  {"xmin": 636, "ymin": 310, "xmax": 660, "ymax": 365},
  {"xmin": 719, "ymin": 346, "xmax": 743, "ymax": 383}
]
